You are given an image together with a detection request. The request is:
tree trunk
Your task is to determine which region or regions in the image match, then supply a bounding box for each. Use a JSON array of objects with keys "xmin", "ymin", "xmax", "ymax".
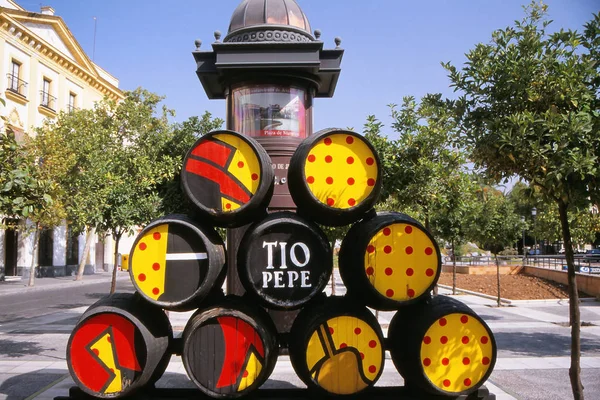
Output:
[
  {"xmin": 495, "ymin": 253, "xmax": 501, "ymax": 307},
  {"xmin": 558, "ymin": 201, "xmax": 584, "ymax": 400},
  {"xmin": 452, "ymin": 240, "xmax": 457, "ymax": 295},
  {"xmin": 110, "ymin": 232, "xmax": 121, "ymax": 294},
  {"xmin": 75, "ymin": 228, "xmax": 95, "ymax": 281},
  {"xmin": 28, "ymin": 223, "xmax": 40, "ymax": 287}
]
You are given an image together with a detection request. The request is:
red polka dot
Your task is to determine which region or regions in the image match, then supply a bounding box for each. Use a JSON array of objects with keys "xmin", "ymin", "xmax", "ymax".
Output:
[
  {"xmin": 93, "ymin": 348, "xmax": 99, "ymax": 356},
  {"xmin": 152, "ymin": 287, "xmax": 160, "ymax": 295},
  {"xmin": 405, "ymin": 226, "xmax": 413, "ymax": 234},
  {"xmin": 325, "ymin": 155, "xmax": 333, "ymax": 163},
  {"xmin": 307, "ymin": 176, "xmax": 315, "ymax": 184},
  {"xmin": 243, "ymin": 370, "xmax": 249, "ymax": 378},
  {"xmin": 326, "ymin": 177, "xmax": 333, "ymax": 185},
  {"xmin": 407, "ymin": 289, "xmax": 415, "ymax": 298},
  {"xmin": 251, "ymin": 173, "xmax": 259, "ymax": 181},
  {"xmin": 153, "ymin": 263, "xmax": 160, "ymax": 271},
  {"xmin": 426, "ymin": 268, "xmax": 434, "ymax": 277},
  {"xmin": 366, "ymin": 157, "xmax": 374, "ymax": 165},
  {"xmin": 110, "ymin": 368, "xmax": 114, "ymax": 373},
  {"xmin": 153, "ymin": 232, "xmax": 161, "ymax": 240},
  {"xmin": 425, "ymin": 247, "xmax": 433, "ymax": 255},
  {"xmin": 138, "ymin": 273, "xmax": 146, "ymax": 282},
  {"xmin": 463, "ymin": 357, "xmax": 471, "ymax": 365},
  {"xmin": 386, "ymin": 289, "xmax": 394, "ymax": 297},
  {"xmin": 383, "ymin": 227, "xmax": 391, "ymax": 236},
  {"xmin": 481, "ymin": 336, "xmax": 489, "ymax": 344},
  {"xmin": 346, "ymin": 136, "xmax": 354, "ymax": 144},
  {"xmin": 327, "ymin": 198, "xmax": 335, "ymax": 206},
  {"xmin": 107, "ymin": 336, "xmax": 111, "ymax": 343},
  {"xmin": 346, "ymin": 156, "xmax": 354, "ymax": 164},
  {"xmin": 406, "ymin": 268, "xmax": 414, "ymax": 276},
  {"xmin": 360, "ymin": 352, "xmax": 365, "ymax": 360},
  {"xmin": 384, "ymin": 245, "xmax": 392, "ymax": 254},
  {"xmin": 439, "ymin": 318, "xmax": 447, "ymax": 326},
  {"xmin": 354, "ymin": 327, "xmax": 361, "ymax": 335},
  {"xmin": 225, "ymin": 203, "xmax": 231, "ymax": 210},
  {"xmin": 368, "ymin": 365, "xmax": 376, "ymax": 373},
  {"xmin": 461, "ymin": 315, "xmax": 469, "ymax": 324},
  {"xmin": 462, "ymin": 336, "xmax": 470, "ymax": 344},
  {"xmin": 369, "ymin": 340, "xmax": 377, "ymax": 348},
  {"xmin": 482, "ymin": 357, "xmax": 490, "ymax": 365},
  {"xmin": 440, "ymin": 336, "xmax": 448, "ymax": 344},
  {"xmin": 308, "ymin": 154, "xmax": 316, "ymax": 162},
  {"xmin": 367, "ymin": 178, "xmax": 376, "ymax": 186},
  {"xmin": 423, "ymin": 336, "xmax": 431, "ymax": 344},
  {"xmin": 385, "ymin": 268, "xmax": 393, "ymax": 276},
  {"xmin": 405, "ymin": 246, "xmax": 413, "ymax": 255},
  {"xmin": 464, "ymin": 378, "xmax": 472, "ymax": 387},
  {"xmin": 237, "ymin": 161, "xmax": 244, "ymax": 168},
  {"xmin": 340, "ymin": 343, "xmax": 347, "ymax": 349},
  {"xmin": 324, "ymin": 138, "xmax": 332, "ymax": 145},
  {"xmin": 348, "ymin": 198, "xmax": 356, "ymax": 206},
  {"xmin": 367, "ymin": 245, "xmax": 375, "ymax": 254},
  {"xmin": 442, "ymin": 358, "xmax": 449, "ymax": 366},
  {"xmin": 347, "ymin": 177, "xmax": 355, "ymax": 185},
  {"xmin": 139, "ymin": 243, "xmax": 147, "ymax": 251},
  {"xmin": 366, "ymin": 267, "xmax": 374, "ymax": 276},
  {"xmin": 423, "ymin": 358, "xmax": 431, "ymax": 367},
  {"xmin": 443, "ymin": 380, "xmax": 451, "ymax": 388},
  {"xmin": 329, "ymin": 327, "xmax": 334, "ymax": 334}
]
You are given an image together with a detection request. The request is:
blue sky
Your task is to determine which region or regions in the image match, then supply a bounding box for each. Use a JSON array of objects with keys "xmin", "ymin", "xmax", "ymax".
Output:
[{"xmin": 17, "ymin": 0, "xmax": 599, "ymax": 136}]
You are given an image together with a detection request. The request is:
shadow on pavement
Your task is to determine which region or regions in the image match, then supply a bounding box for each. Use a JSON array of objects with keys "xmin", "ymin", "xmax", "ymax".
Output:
[
  {"xmin": 494, "ymin": 331, "xmax": 600, "ymax": 357},
  {"xmin": 0, "ymin": 369, "xmax": 65, "ymax": 400},
  {"xmin": 0, "ymin": 339, "xmax": 51, "ymax": 358}
]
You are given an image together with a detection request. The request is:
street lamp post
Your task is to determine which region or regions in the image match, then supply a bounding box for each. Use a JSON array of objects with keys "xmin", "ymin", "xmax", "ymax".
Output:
[
  {"xmin": 532, "ymin": 207, "xmax": 537, "ymax": 262},
  {"xmin": 521, "ymin": 216, "xmax": 526, "ymax": 265}
]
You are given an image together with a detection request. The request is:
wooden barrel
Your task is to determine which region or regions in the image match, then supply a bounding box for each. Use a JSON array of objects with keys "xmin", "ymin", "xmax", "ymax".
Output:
[
  {"xmin": 129, "ymin": 214, "xmax": 226, "ymax": 311},
  {"xmin": 181, "ymin": 130, "xmax": 274, "ymax": 228},
  {"xmin": 289, "ymin": 297, "xmax": 385, "ymax": 396},
  {"xmin": 67, "ymin": 293, "xmax": 172, "ymax": 398},
  {"xmin": 288, "ymin": 128, "xmax": 382, "ymax": 226},
  {"xmin": 237, "ymin": 211, "xmax": 332, "ymax": 310},
  {"xmin": 388, "ymin": 295, "xmax": 497, "ymax": 396},
  {"xmin": 182, "ymin": 296, "xmax": 279, "ymax": 398},
  {"xmin": 339, "ymin": 212, "xmax": 441, "ymax": 310}
]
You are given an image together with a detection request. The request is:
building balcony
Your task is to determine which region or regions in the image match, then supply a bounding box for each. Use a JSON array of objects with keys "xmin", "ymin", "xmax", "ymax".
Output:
[
  {"xmin": 5, "ymin": 74, "xmax": 28, "ymax": 105},
  {"xmin": 40, "ymin": 91, "xmax": 57, "ymax": 111}
]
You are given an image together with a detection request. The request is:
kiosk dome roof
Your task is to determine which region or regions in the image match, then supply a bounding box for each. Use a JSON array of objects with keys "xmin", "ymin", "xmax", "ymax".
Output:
[{"xmin": 225, "ymin": 0, "xmax": 314, "ymax": 43}]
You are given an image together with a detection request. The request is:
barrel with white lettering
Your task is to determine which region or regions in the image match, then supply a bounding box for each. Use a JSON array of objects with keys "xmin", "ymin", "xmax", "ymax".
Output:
[
  {"xmin": 67, "ymin": 293, "xmax": 172, "ymax": 398},
  {"xmin": 288, "ymin": 297, "xmax": 385, "ymax": 396},
  {"xmin": 237, "ymin": 211, "xmax": 332, "ymax": 310},
  {"xmin": 339, "ymin": 212, "xmax": 441, "ymax": 310},
  {"xmin": 181, "ymin": 130, "xmax": 274, "ymax": 227},
  {"xmin": 182, "ymin": 296, "xmax": 278, "ymax": 398},
  {"xmin": 388, "ymin": 295, "xmax": 497, "ymax": 396},
  {"xmin": 129, "ymin": 214, "xmax": 226, "ymax": 311},
  {"xmin": 288, "ymin": 128, "xmax": 382, "ymax": 226}
]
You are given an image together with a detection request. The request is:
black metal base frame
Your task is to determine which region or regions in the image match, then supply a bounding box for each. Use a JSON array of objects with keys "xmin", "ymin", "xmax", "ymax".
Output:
[{"xmin": 56, "ymin": 385, "xmax": 495, "ymax": 400}]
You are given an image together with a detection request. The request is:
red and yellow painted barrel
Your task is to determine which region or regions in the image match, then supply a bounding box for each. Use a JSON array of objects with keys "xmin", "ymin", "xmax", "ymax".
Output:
[
  {"xmin": 288, "ymin": 129, "xmax": 381, "ymax": 226},
  {"xmin": 388, "ymin": 295, "xmax": 497, "ymax": 396},
  {"xmin": 339, "ymin": 212, "xmax": 441, "ymax": 310},
  {"xmin": 181, "ymin": 130, "xmax": 274, "ymax": 227}
]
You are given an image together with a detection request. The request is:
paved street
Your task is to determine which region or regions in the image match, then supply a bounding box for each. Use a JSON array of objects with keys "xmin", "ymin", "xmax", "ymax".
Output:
[{"xmin": 0, "ymin": 270, "xmax": 599, "ymax": 399}]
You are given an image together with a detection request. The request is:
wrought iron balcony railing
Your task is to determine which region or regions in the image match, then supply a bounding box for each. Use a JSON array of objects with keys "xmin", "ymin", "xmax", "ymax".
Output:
[
  {"xmin": 40, "ymin": 90, "xmax": 57, "ymax": 111},
  {"xmin": 6, "ymin": 73, "xmax": 27, "ymax": 97}
]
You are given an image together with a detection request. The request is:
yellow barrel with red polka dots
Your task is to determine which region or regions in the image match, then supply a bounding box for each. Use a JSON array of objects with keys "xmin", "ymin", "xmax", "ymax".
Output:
[
  {"xmin": 129, "ymin": 214, "xmax": 226, "ymax": 311},
  {"xmin": 289, "ymin": 297, "xmax": 385, "ymax": 396},
  {"xmin": 388, "ymin": 295, "xmax": 497, "ymax": 396},
  {"xmin": 288, "ymin": 128, "xmax": 382, "ymax": 226},
  {"xmin": 339, "ymin": 212, "xmax": 441, "ymax": 310}
]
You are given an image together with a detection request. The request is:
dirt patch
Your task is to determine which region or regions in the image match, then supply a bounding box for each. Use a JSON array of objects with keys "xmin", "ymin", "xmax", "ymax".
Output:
[{"xmin": 438, "ymin": 271, "xmax": 586, "ymax": 300}]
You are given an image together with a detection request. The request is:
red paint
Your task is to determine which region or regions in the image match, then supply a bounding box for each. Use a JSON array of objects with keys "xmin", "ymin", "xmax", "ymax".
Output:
[
  {"xmin": 366, "ymin": 267, "xmax": 374, "ymax": 276},
  {"xmin": 354, "ymin": 327, "xmax": 362, "ymax": 335},
  {"xmin": 439, "ymin": 318, "xmax": 447, "ymax": 326},
  {"xmin": 346, "ymin": 136, "xmax": 354, "ymax": 144},
  {"xmin": 348, "ymin": 198, "xmax": 356, "ymax": 206},
  {"xmin": 346, "ymin": 156, "xmax": 354, "ymax": 164},
  {"xmin": 406, "ymin": 268, "xmax": 414, "ymax": 276},
  {"xmin": 425, "ymin": 247, "xmax": 433, "ymax": 255},
  {"xmin": 384, "ymin": 245, "xmax": 392, "ymax": 254},
  {"xmin": 153, "ymin": 232, "xmax": 161, "ymax": 240},
  {"xmin": 386, "ymin": 289, "xmax": 394, "ymax": 297},
  {"xmin": 326, "ymin": 177, "xmax": 333, "ymax": 185},
  {"xmin": 440, "ymin": 336, "xmax": 448, "ymax": 344},
  {"xmin": 405, "ymin": 226, "xmax": 413, "ymax": 234},
  {"xmin": 327, "ymin": 198, "xmax": 335, "ymax": 206},
  {"xmin": 340, "ymin": 343, "xmax": 347, "ymax": 349},
  {"xmin": 325, "ymin": 155, "xmax": 333, "ymax": 163},
  {"xmin": 463, "ymin": 357, "xmax": 471, "ymax": 365},
  {"xmin": 139, "ymin": 243, "xmax": 147, "ymax": 251},
  {"xmin": 347, "ymin": 177, "xmax": 355, "ymax": 185},
  {"xmin": 462, "ymin": 336, "xmax": 470, "ymax": 344},
  {"xmin": 423, "ymin": 336, "xmax": 431, "ymax": 344},
  {"xmin": 482, "ymin": 357, "xmax": 490, "ymax": 365},
  {"xmin": 405, "ymin": 246, "xmax": 413, "ymax": 255},
  {"xmin": 329, "ymin": 327, "xmax": 334, "ymax": 334},
  {"xmin": 360, "ymin": 352, "xmax": 365, "ymax": 360},
  {"xmin": 367, "ymin": 245, "xmax": 375, "ymax": 254},
  {"xmin": 225, "ymin": 203, "xmax": 231, "ymax": 210},
  {"xmin": 383, "ymin": 227, "xmax": 391, "ymax": 236},
  {"xmin": 367, "ymin": 178, "xmax": 375, "ymax": 186},
  {"xmin": 407, "ymin": 289, "xmax": 415, "ymax": 298},
  {"xmin": 385, "ymin": 268, "xmax": 393, "ymax": 276},
  {"xmin": 442, "ymin": 358, "xmax": 449, "ymax": 366},
  {"xmin": 443, "ymin": 379, "xmax": 451, "ymax": 388},
  {"xmin": 464, "ymin": 378, "xmax": 472, "ymax": 386},
  {"xmin": 426, "ymin": 268, "xmax": 434, "ymax": 277},
  {"xmin": 324, "ymin": 138, "xmax": 332, "ymax": 146},
  {"xmin": 237, "ymin": 161, "xmax": 244, "ymax": 168},
  {"xmin": 185, "ymin": 158, "xmax": 251, "ymax": 204},
  {"xmin": 369, "ymin": 340, "xmax": 377, "ymax": 348},
  {"xmin": 368, "ymin": 365, "xmax": 376, "ymax": 373},
  {"xmin": 481, "ymin": 336, "xmax": 489, "ymax": 344},
  {"xmin": 251, "ymin": 173, "xmax": 259, "ymax": 181},
  {"xmin": 152, "ymin": 263, "xmax": 160, "ymax": 271},
  {"xmin": 461, "ymin": 315, "xmax": 469, "ymax": 324},
  {"xmin": 152, "ymin": 288, "xmax": 160, "ymax": 295},
  {"xmin": 190, "ymin": 139, "xmax": 232, "ymax": 168},
  {"xmin": 366, "ymin": 157, "xmax": 374, "ymax": 165},
  {"xmin": 138, "ymin": 274, "xmax": 146, "ymax": 282},
  {"xmin": 308, "ymin": 154, "xmax": 316, "ymax": 163},
  {"xmin": 423, "ymin": 358, "xmax": 431, "ymax": 367},
  {"xmin": 307, "ymin": 176, "xmax": 315, "ymax": 184}
]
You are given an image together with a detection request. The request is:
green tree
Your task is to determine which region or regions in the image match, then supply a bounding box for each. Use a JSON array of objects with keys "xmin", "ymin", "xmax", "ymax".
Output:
[{"xmin": 444, "ymin": 4, "xmax": 600, "ymax": 397}]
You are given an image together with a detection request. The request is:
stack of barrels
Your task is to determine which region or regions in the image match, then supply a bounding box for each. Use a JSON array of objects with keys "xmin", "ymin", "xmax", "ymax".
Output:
[{"xmin": 66, "ymin": 129, "xmax": 497, "ymax": 399}]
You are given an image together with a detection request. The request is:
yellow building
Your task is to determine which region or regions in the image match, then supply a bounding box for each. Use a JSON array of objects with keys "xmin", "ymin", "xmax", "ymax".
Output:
[{"xmin": 0, "ymin": 0, "xmax": 124, "ymax": 278}]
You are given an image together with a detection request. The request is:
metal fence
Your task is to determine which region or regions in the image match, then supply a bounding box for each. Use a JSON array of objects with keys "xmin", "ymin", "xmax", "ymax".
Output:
[{"xmin": 442, "ymin": 255, "xmax": 600, "ymax": 274}]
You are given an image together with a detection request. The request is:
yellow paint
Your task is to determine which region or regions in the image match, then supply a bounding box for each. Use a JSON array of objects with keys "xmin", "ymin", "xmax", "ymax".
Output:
[
  {"xmin": 306, "ymin": 316, "xmax": 383, "ymax": 395},
  {"xmin": 237, "ymin": 351, "xmax": 263, "ymax": 391},
  {"xmin": 221, "ymin": 197, "xmax": 241, "ymax": 213},
  {"xmin": 130, "ymin": 224, "xmax": 168, "ymax": 301},
  {"xmin": 214, "ymin": 133, "xmax": 261, "ymax": 194},
  {"xmin": 304, "ymin": 134, "xmax": 378, "ymax": 209},
  {"xmin": 90, "ymin": 332, "xmax": 122, "ymax": 393},
  {"xmin": 420, "ymin": 313, "xmax": 494, "ymax": 393},
  {"xmin": 364, "ymin": 223, "xmax": 438, "ymax": 301}
]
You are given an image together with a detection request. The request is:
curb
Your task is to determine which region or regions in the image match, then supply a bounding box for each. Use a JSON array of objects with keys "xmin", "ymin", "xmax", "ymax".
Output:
[
  {"xmin": 0, "ymin": 273, "xmax": 130, "ymax": 297},
  {"xmin": 437, "ymin": 284, "xmax": 512, "ymax": 304}
]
